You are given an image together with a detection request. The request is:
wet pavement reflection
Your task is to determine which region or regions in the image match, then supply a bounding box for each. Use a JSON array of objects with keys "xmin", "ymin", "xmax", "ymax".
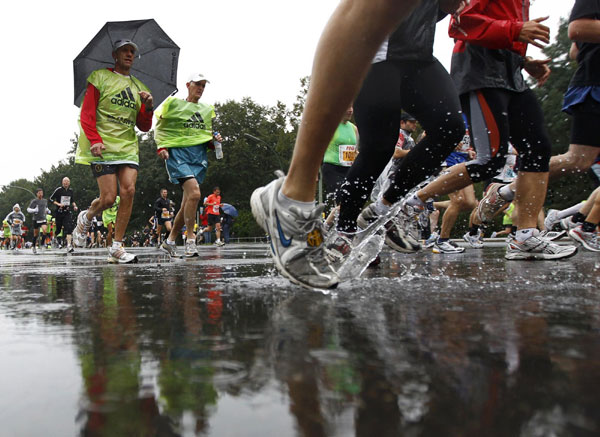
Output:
[{"xmin": 1, "ymin": 244, "xmax": 599, "ymax": 436}]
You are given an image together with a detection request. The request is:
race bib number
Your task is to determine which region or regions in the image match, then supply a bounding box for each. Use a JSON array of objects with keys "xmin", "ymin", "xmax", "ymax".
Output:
[
  {"xmin": 13, "ymin": 219, "xmax": 21, "ymax": 225},
  {"xmin": 161, "ymin": 210, "xmax": 170, "ymax": 219},
  {"xmin": 213, "ymin": 205, "xmax": 220, "ymax": 214},
  {"xmin": 60, "ymin": 196, "xmax": 71, "ymax": 206},
  {"xmin": 339, "ymin": 145, "xmax": 357, "ymax": 167}
]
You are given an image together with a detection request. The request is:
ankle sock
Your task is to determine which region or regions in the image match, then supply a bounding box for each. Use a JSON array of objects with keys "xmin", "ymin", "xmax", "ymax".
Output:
[
  {"xmin": 516, "ymin": 228, "xmax": 536, "ymax": 243},
  {"xmin": 406, "ymin": 193, "xmax": 425, "ymax": 209},
  {"xmin": 277, "ymin": 191, "xmax": 314, "ymax": 212},
  {"xmin": 572, "ymin": 212, "xmax": 586, "ymax": 224},
  {"xmin": 582, "ymin": 221, "xmax": 596, "ymax": 233}
]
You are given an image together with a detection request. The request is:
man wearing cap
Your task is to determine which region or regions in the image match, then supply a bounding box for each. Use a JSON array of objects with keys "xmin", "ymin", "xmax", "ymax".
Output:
[
  {"xmin": 155, "ymin": 73, "xmax": 223, "ymax": 257},
  {"xmin": 27, "ymin": 188, "xmax": 51, "ymax": 254},
  {"xmin": 73, "ymin": 39, "xmax": 154, "ymax": 263},
  {"xmin": 50, "ymin": 177, "xmax": 78, "ymax": 252}
]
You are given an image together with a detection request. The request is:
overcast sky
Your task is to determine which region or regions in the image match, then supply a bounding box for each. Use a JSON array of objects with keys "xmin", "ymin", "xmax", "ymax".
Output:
[{"xmin": 0, "ymin": 0, "xmax": 574, "ymax": 188}]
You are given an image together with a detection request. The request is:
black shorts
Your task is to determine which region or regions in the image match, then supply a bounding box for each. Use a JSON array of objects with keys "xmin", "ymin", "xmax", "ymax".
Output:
[
  {"xmin": 90, "ymin": 163, "xmax": 139, "ymax": 178},
  {"xmin": 156, "ymin": 217, "xmax": 172, "ymax": 226},
  {"xmin": 570, "ymin": 96, "xmax": 600, "ymax": 148},
  {"xmin": 207, "ymin": 214, "xmax": 220, "ymax": 226},
  {"xmin": 33, "ymin": 221, "xmax": 47, "ymax": 230}
]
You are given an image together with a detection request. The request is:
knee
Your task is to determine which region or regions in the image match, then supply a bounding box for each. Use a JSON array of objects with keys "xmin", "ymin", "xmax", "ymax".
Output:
[
  {"xmin": 187, "ymin": 188, "xmax": 202, "ymax": 204},
  {"xmin": 99, "ymin": 194, "xmax": 117, "ymax": 210},
  {"xmin": 119, "ymin": 184, "xmax": 136, "ymax": 200},
  {"xmin": 553, "ymin": 150, "xmax": 596, "ymax": 173}
]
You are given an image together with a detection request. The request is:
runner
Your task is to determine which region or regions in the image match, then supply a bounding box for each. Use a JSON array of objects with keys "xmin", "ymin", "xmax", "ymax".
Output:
[
  {"xmin": 50, "ymin": 177, "xmax": 78, "ymax": 252},
  {"xmin": 26, "ymin": 188, "xmax": 50, "ymax": 254},
  {"xmin": 5, "ymin": 204, "xmax": 25, "ymax": 250},
  {"xmin": 153, "ymin": 188, "xmax": 172, "ymax": 245},
  {"xmin": 202, "ymin": 187, "xmax": 225, "ymax": 247},
  {"xmin": 102, "ymin": 196, "xmax": 120, "ymax": 248},
  {"xmin": 154, "ymin": 72, "xmax": 223, "ymax": 257},
  {"xmin": 2, "ymin": 219, "xmax": 11, "ymax": 249}
]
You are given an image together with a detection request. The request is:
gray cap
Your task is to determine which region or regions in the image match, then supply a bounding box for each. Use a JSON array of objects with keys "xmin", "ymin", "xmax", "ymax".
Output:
[
  {"xmin": 112, "ymin": 39, "xmax": 139, "ymax": 54},
  {"xmin": 187, "ymin": 73, "xmax": 210, "ymax": 84}
]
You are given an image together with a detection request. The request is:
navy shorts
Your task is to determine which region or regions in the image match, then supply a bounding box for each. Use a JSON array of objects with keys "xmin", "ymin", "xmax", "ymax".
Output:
[
  {"xmin": 91, "ymin": 163, "xmax": 139, "ymax": 178},
  {"xmin": 570, "ymin": 96, "xmax": 600, "ymax": 148}
]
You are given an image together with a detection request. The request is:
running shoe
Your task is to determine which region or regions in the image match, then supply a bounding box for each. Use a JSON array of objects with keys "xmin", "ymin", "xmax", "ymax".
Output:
[
  {"xmin": 325, "ymin": 233, "xmax": 353, "ymax": 265},
  {"xmin": 185, "ymin": 239, "xmax": 199, "ymax": 257},
  {"xmin": 32, "ymin": 246, "xmax": 37, "ymax": 254},
  {"xmin": 560, "ymin": 217, "xmax": 578, "ymax": 231},
  {"xmin": 250, "ymin": 171, "xmax": 338, "ymax": 289},
  {"xmin": 538, "ymin": 229, "xmax": 566, "ymax": 241},
  {"xmin": 108, "ymin": 245, "xmax": 138, "ymax": 264},
  {"xmin": 73, "ymin": 210, "xmax": 90, "ymax": 247},
  {"xmin": 214, "ymin": 240, "xmax": 225, "ymax": 247},
  {"xmin": 357, "ymin": 203, "xmax": 420, "ymax": 253},
  {"xmin": 505, "ymin": 235, "xmax": 578, "ymax": 260},
  {"xmin": 462, "ymin": 231, "xmax": 484, "ymax": 248},
  {"xmin": 544, "ymin": 209, "xmax": 560, "ymax": 231},
  {"xmin": 477, "ymin": 183, "xmax": 509, "ymax": 223},
  {"xmin": 424, "ymin": 231, "xmax": 439, "ymax": 248},
  {"xmin": 568, "ymin": 225, "xmax": 600, "ymax": 252},
  {"xmin": 432, "ymin": 239, "xmax": 465, "ymax": 254},
  {"xmin": 67, "ymin": 244, "xmax": 74, "ymax": 253},
  {"xmin": 160, "ymin": 240, "xmax": 179, "ymax": 257}
]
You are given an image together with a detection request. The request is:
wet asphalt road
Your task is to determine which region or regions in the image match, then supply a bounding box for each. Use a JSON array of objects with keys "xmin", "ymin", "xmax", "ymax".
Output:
[{"xmin": 0, "ymin": 242, "xmax": 599, "ymax": 436}]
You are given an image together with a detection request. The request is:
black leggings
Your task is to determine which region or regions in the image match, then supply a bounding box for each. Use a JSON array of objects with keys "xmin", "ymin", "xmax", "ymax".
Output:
[
  {"xmin": 463, "ymin": 87, "xmax": 551, "ymax": 181},
  {"xmin": 337, "ymin": 59, "xmax": 464, "ymax": 232}
]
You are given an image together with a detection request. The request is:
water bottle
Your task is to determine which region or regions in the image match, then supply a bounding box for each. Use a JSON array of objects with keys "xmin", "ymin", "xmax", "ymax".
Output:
[{"xmin": 214, "ymin": 132, "xmax": 223, "ymax": 160}]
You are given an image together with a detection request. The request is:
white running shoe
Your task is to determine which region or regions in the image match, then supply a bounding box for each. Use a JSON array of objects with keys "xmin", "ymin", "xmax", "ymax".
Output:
[
  {"xmin": 505, "ymin": 235, "xmax": 578, "ymax": 260},
  {"xmin": 463, "ymin": 231, "xmax": 484, "ymax": 248},
  {"xmin": 568, "ymin": 225, "xmax": 600, "ymax": 252},
  {"xmin": 185, "ymin": 239, "xmax": 199, "ymax": 257},
  {"xmin": 357, "ymin": 203, "xmax": 420, "ymax": 253},
  {"xmin": 160, "ymin": 240, "xmax": 179, "ymax": 257},
  {"xmin": 251, "ymin": 172, "xmax": 338, "ymax": 289},
  {"xmin": 108, "ymin": 245, "xmax": 138, "ymax": 264},
  {"xmin": 544, "ymin": 209, "xmax": 560, "ymax": 231},
  {"xmin": 560, "ymin": 217, "xmax": 578, "ymax": 231},
  {"xmin": 477, "ymin": 183, "xmax": 509, "ymax": 223},
  {"xmin": 73, "ymin": 210, "xmax": 90, "ymax": 247},
  {"xmin": 432, "ymin": 239, "xmax": 465, "ymax": 254},
  {"xmin": 214, "ymin": 239, "xmax": 225, "ymax": 247},
  {"xmin": 424, "ymin": 232, "xmax": 439, "ymax": 248}
]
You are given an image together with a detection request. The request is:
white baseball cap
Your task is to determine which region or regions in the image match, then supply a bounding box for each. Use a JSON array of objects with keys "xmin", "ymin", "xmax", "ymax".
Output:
[
  {"xmin": 112, "ymin": 39, "xmax": 139, "ymax": 54},
  {"xmin": 187, "ymin": 73, "xmax": 210, "ymax": 84}
]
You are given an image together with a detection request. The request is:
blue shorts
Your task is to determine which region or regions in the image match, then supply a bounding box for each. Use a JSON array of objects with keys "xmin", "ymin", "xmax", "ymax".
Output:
[
  {"xmin": 165, "ymin": 144, "xmax": 208, "ymax": 185},
  {"xmin": 445, "ymin": 151, "xmax": 469, "ymax": 168}
]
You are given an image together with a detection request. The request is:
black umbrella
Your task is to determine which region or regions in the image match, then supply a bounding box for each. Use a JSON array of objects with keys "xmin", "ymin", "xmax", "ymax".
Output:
[{"xmin": 73, "ymin": 19, "xmax": 179, "ymax": 107}]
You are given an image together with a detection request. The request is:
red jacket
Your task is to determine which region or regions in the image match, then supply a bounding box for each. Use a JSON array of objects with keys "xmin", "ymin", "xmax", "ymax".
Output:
[{"xmin": 450, "ymin": 0, "xmax": 529, "ymax": 56}]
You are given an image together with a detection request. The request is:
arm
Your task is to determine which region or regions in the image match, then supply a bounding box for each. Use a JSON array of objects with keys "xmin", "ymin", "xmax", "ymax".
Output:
[
  {"xmin": 136, "ymin": 91, "xmax": 154, "ymax": 132},
  {"xmin": 570, "ymin": 42, "xmax": 580, "ymax": 60},
  {"xmin": 568, "ymin": 18, "xmax": 600, "ymax": 44},
  {"xmin": 80, "ymin": 83, "xmax": 103, "ymax": 145}
]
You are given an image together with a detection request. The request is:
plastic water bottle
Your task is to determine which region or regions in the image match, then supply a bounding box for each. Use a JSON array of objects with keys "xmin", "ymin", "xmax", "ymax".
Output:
[{"xmin": 214, "ymin": 132, "xmax": 223, "ymax": 160}]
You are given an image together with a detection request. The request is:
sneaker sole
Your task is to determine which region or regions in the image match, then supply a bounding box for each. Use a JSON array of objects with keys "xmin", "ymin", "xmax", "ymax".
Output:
[
  {"xmin": 504, "ymin": 246, "xmax": 578, "ymax": 260},
  {"xmin": 108, "ymin": 255, "xmax": 138, "ymax": 264},
  {"xmin": 250, "ymin": 183, "xmax": 338, "ymax": 290}
]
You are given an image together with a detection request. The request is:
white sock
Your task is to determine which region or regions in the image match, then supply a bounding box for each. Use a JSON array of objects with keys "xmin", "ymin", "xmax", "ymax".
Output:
[
  {"xmin": 277, "ymin": 191, "xmax": 315, "ymax": 212},
  {"xmin": 515, "ymin": 228, "xmax": 537, "ymax": 243},
  {"xmin": 166, "ymin": 239, "xmax": 176, "ymax": 245},
  {"xmin": 406, "ymin": 193, "xmax": 426, "ymax": 209},
  {"xmin": 372, "ymin": 198, "xmax": 390, "ymax": 215},
  {"xmin": 557, "ymin": 203, "xmax": 582, "ymax": 220},
  {"xmin": 499, "ymin": 185, "xmax": 515, "ymax": 201},
  {"xmin": 112, "ymin": 241, "xmax": 123, "ymax": 249}
]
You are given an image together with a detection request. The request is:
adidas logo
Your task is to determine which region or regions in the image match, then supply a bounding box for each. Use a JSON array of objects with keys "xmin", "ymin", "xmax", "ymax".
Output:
[
  {"xmin": 183, "ymin": 111, "xmax": 207, "ymax": 129},
  {"xmin": 111, "ymin": 87, "xmax": 138, "ymax": 109}
]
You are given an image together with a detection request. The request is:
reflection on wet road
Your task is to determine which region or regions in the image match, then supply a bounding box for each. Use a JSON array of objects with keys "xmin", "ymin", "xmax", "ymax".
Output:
[{"xmin": 1, "ymin": 245, "xmax": 599, "ymax": 436}]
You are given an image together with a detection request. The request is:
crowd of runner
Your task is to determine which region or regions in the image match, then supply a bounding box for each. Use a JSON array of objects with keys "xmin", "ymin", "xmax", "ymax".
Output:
[{"xmin": 2, "ymin": 0, "xmax": 599, "ymax": 286}]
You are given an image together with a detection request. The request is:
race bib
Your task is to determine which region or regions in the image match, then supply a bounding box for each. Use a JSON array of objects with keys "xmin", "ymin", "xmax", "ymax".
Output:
[
  {"xmin": 339, "ymin": 145, "xmax": 357, "ymax": 167},
  {"xmin": 213, "ymin": 205, "xmax": 219, "ymax": 214},
  {"xmin": 13, "ymin": 219, "xmax": 21, "ymax": 225},
  {"xmin": 60, "ymin": 196, "xmax": 71, "ymax": 206},
  {"xmin": 161, "ymin": 210, "xmax": 170, "ymax": 219}
]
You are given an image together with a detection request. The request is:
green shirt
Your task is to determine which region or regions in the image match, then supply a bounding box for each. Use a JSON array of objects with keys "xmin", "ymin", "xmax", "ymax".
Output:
[
  {"xmin": 76, "ymin": 69, "xmax": 150, "ymax": 165},
  {"xmin": 323, "ymin": 121, "xmax": 358, "ymax": 166},
  {"xmin": 155, "ymin": 97, "xmax": 216, "ymax": 148}
]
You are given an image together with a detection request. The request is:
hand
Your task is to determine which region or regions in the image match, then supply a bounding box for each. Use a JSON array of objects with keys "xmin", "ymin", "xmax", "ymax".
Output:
[
  {"xmin": 214, "ymin": 132, "xmax": 223, "ymax": 142},
  {"xmin": 139, "ymin": 91, "xmax": 154, "ymax": 110},
  {"xmin": 518, "ymin": 17, "xmax": 550, "ymax": 49},
  {"xmin": 158, "ymin": 149, "xmax": 169, "ymax": 160},
  {"xmin": 90, "ymin": 142, "xmax": 106, "ymax": 158},
  {"xmin": 524, "ymin": 58, "xmax": 551, "ymax": 86}
]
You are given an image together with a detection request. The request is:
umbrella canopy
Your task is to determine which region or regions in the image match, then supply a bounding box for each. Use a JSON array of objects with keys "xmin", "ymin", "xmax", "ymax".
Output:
[
  {"xmin": 73, "ymin": 19, "xmax": 179, "ymax": 107},
  {"xmin": 221, "ymin": 203, "xmax": 238, "ymax": 218}
]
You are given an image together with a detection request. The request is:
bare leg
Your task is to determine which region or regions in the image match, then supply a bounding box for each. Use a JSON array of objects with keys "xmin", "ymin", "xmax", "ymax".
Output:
[
  {"xmin": 169, "ymin": 179, "xmax": 201, "ymax": 242},
  {"xmin": 513, "ymin": 171, "xmax": 549, "ymax": 230},
  {"xmin": 439, "ymin": 186, "xmax": 477, "ymax": 238},
  {"xmin": 417, "ymin": 164, "xmax": 474, "ymax": 202},
  {"xmin": 114, "ymin": 166, "xmax": 138, "ymax": 242},
  {"xmin": 283, "ymin": 0, "xmax": 418, "ymax": 201}
]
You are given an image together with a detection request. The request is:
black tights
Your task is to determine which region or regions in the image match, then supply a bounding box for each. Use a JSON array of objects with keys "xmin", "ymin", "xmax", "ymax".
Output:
[{"xmin": 337, "ymin": 59, "xmax": 465, "ymax": 233}]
